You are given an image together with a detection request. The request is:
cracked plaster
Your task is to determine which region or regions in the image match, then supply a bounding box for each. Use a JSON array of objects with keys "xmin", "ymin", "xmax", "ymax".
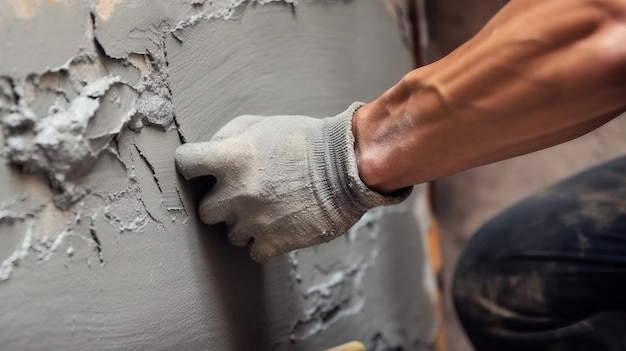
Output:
[{"xmin": 0, "ymin": 0, "xmax": 438, "ymax": 350}]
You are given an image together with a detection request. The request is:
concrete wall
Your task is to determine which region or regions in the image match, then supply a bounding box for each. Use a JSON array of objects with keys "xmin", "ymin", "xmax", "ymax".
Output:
[{"xmin": 0, "ymin": 1, "xmax": 438, "ymax": 350}]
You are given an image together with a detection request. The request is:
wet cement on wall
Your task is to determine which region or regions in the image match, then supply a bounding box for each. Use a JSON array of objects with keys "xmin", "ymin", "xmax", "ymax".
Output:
[{"xmin": 0, "ymin": 0, "xmax": 437, "ymax": 349}]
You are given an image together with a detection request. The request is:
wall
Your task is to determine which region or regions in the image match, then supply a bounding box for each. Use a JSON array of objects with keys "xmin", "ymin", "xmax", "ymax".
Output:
[{"xmin": 0, "ymin": 1, "xmax": 438, "ymax": 350}]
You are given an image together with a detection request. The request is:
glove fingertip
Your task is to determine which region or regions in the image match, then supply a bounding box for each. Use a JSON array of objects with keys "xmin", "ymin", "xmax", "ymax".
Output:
[
  {"xmin": 198, "ymin": 194, "xmax": 228, "ymax": 226},
  {"xmin": 175, "ymin": 142, "xmax": 224, "ymax": 180},
  {"xmin": 249, "ymin": 244, "xmax": 275, "ymax": 263},
  {"xmin": 174, "ymin": 144, "xmax": 199, "ymax": 179},
  {"xmin": 227, "ymin": 230, "xmax": 250, "ymax": 247}
]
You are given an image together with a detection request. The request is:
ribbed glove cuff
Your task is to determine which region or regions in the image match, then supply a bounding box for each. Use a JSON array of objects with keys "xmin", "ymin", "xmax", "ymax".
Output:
[{"xmin": 318, "ymin": 102, "xmax": 412, "ymax": 218}]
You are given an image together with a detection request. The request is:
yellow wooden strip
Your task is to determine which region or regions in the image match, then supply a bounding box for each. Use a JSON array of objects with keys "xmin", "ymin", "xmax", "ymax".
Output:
[{"xmin": 324, "ymin": 341, "xmax": 366, "ymax": 351}]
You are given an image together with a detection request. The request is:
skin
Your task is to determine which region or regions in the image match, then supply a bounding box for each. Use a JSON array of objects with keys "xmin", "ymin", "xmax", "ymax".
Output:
[{"xmin": 354, "ymin": 0, "xmax": 626, "ymax": 194}]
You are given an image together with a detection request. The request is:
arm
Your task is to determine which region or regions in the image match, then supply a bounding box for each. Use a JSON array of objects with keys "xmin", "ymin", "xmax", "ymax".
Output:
[
  {"xmin": 175, "ymin": 0, "xmax": 626, "ymax": 261},
  {"xmin": 355, "ymin": 0, "xmax": 626, "ymax": 193}
]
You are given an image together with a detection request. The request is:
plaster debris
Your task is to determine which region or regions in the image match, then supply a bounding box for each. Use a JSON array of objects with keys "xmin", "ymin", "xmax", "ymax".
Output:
[
  {"xmin": 0, "ymin": 78, "xmax": 15, "ymax": 120},
  {"xmin": 92, "ymin": 0, "xmax": 298, "ymax": 60},
  {"xmin": 3, "ymin": 76, "xmax": 129, "ymax": 206},
  {"xmin": 2, "ymin": 0, "xmax": 299, "ymax": 217},
  {"xmin": 0, "ymin": 221, "xmax": 33, "ymax": 281},
  {"xmin": 0, "ymin": 210, "xmax": 24, "ymax": 224},
  {"xmin": 103, "ymin": 193, "xmax": 153, "ymax": 233},
  {"xmin": 32, "ymin": 211, "xmax": 82, "ymax": 262},
  {"xmin": 131, "ymin": 54, "xmax": 176, "ymax": 128},
  {"xmin": 289, "ymin": 260, "xmax": 371, "ymax": 340},
  {"xmin": 0, "ymin": 194, "xmax": 29, "ymax": 224},
  {"xmin": 287, "ymin": 211, "xmax": 383, "ymax": 341},
  {"xmin": 1, "ymin": 50, "xmax": 173, "ymax": 211}
]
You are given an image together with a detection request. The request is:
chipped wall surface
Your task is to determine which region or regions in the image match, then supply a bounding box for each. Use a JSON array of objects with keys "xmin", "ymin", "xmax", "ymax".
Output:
[{"xmin": 0, "ymin": 1, "xmax": 438, "ymax": 350}]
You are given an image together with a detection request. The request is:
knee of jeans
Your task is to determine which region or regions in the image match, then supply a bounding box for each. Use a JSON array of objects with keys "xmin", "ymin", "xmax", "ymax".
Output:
[
  {"xmin": 452, "ymin": 256, "xmax": 480, "ymax": 324},
  {"xmin": 451, "ymin": 227, "xmax": 511, "ymax": 330}
]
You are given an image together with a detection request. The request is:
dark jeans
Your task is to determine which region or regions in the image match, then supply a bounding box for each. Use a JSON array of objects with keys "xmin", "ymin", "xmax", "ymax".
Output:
[{"xmin": 453, "ymin": 156, "xmax": 626, "ymax": 351}]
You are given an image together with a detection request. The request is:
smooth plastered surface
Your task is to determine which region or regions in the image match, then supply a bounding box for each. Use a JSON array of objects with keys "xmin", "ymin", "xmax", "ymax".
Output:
[{"xmin": 0, "ymin": 1, "xmax": 437, "ymax": 349}]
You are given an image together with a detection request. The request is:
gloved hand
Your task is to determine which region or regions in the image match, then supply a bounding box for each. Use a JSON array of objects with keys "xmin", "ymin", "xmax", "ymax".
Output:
[{"xmin": 174, "ymin": 103, "xmax": 412, "ymax": 262}]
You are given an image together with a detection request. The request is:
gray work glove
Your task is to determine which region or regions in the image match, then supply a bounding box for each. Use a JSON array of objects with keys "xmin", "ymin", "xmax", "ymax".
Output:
[{"xmin": 175, "ymin": 103, "xmax": 412, "ymax": 262}]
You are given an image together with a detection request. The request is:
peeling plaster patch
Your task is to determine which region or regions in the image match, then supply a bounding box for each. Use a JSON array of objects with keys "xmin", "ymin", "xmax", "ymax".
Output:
[
  {"xmin": 68, "ymin": 54, "xmax": 141, "ymax": 90},
  {"xmin": 0, "ymin": 0, "xmax": 179, "ymax": 216},
  {"xmin": 87, "ymin": 84, "xmax": 138, "ymax": 143},
  {"xmin": 128, "ymin": 54, "xmax": 151, "ymax": 76},
  {"xmin": 1, "ymin": 151, "xmax": 162, "ymax": 273},
  {"xmin": 92, "ymin": 0, "xmax": 296, "ymax": 60},
  {"xmin": 288, "ymin": 255, "xmax": 373, "ymax": 340},
  {"xmin": 287, "ymin": 210, "xmax": 384, "ymax": 341},
  {"xmin": 103, "ymin": 191, "xmax": 154, "ymax": 233},
  {"xmin": 134, "ymin": 85, "xmax": 175, "ymax": 128},
  {"xmin": 282, "ymin": 197, "xmax": 436, "ymax": 349},
  {"xmin": 3, "ymin": 76, "xmax": 131, "ymax": 206},
  {"xmin": 2, "ymin": 0, "xmax": 298, "ymax": 217},
  {"xmin": 64, "ymin": 49, "xmax": 173, "ymax": 130},
  {"xmin": 0, "ymin": 50, "xmax": 168, "ymax": 208}
]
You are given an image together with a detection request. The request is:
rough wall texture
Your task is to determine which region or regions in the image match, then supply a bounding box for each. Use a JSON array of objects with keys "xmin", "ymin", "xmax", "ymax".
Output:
[{"xmin": 0, "ymin": 1, "xmax": 437, "ymax": 350}]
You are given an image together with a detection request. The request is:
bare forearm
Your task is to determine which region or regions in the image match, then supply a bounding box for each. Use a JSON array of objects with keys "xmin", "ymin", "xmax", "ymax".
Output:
[{"xmin": 355, "ymin": 0, "xmax": 626, "ymax": 194}]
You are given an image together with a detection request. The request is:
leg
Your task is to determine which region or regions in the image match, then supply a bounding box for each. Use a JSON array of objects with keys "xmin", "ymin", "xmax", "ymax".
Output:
[{"xmin": 453, "ymin": 156, "xmax": 626, "ymax": 351}]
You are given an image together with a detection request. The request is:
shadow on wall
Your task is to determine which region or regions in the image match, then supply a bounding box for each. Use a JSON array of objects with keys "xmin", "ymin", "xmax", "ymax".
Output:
[{"xmin": 178, "ymin": 172, "xmax": 272, "ymax": 350}]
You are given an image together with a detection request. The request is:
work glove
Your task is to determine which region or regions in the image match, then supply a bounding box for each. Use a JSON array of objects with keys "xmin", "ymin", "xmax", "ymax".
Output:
[{"xmin": 174, "ymin": 103, "xmax": 412, "ymax": 262}]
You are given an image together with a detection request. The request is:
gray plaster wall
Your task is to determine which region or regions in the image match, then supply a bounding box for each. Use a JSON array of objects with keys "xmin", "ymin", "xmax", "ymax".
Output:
[{"xmin": 0, "ymin": 1, "xmax": 438, "ymax": 350}]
